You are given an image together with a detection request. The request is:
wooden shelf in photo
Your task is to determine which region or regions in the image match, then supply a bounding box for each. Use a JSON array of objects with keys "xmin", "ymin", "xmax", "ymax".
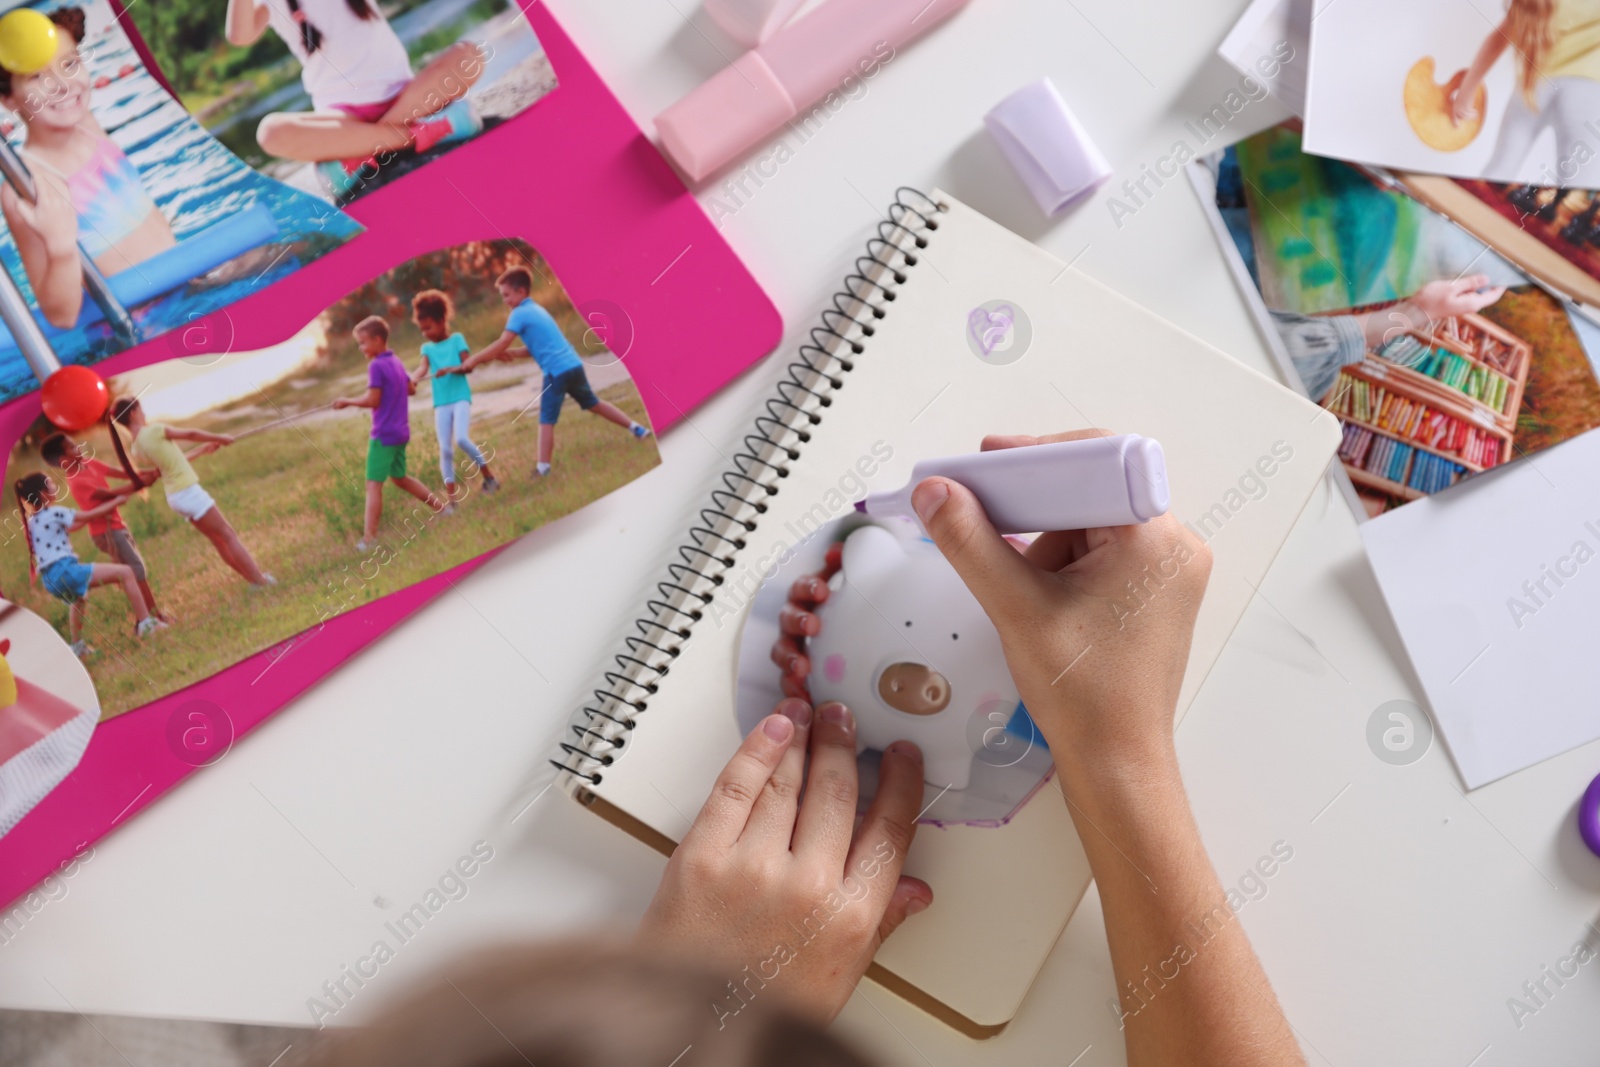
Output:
[
  {"xmin": 1372, "ymin": 327, "xmax": 1524, "ymax": 428},
  {"xmin": 1344, "ymin": 463, "xmax": 1425, "ymax": 502},
  {"xmin": 1329, "ymin": 363, "xmax": 1514, "ymax": 469},
  {"xmin": 1332, "ymin": 411, "xmax": 1494, "ymax": 473},
  {"xmin": 1316, "ymin": 307, "xmax": 1530, "ymax": 505}
]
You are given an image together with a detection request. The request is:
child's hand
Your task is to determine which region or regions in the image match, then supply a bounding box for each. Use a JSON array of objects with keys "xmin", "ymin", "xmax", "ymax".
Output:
[
  {"xmin": 1402, "ymin": 274, "xmax": 1505, "ymax": 327},
  {"xmin": 215, "ymin": 434, "xmax": 235, "ymax": 446},
  {"xmin": 1447, "ymin": 77, "xmax": 1479, "ymax": 126},
  {"xmin": 1, "ymin": 178, "xmax": 79, "ymax": 258},
  {"xmin": 770, "ymin": 541, "xmax": 844, "ymax": 699},
  {"xmin": 332, "ymin": 398, "xmax": 349, "ymax": 409},
  {"xmin": 910, "ymin": 430, "xmax": 1211, "ymax": 789},
  {"xmin": 637, "ymin": 699, "xmax": 932, "ymax": 1027}
]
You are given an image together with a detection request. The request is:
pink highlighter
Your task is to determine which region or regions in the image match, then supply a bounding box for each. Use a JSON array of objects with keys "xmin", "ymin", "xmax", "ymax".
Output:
[
  {"xmin": 655, "ymin": 0, "xmax": 972, "ymax": 182},
  {"xmin": 856, "ymin": 435, "xmax": 1171, "ymax": 534}
]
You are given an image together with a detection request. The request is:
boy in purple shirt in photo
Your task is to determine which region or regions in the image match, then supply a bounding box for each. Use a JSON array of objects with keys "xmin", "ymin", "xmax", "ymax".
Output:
[{"xmin": 333, "ymin": 316, "xmax": 446, "ymax": 551}]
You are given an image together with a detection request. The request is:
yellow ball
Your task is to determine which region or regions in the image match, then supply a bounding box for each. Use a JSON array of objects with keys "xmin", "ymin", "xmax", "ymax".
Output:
[{"xmin": 0, "ymin": 9, "xmax": 59, "ymax": 76}]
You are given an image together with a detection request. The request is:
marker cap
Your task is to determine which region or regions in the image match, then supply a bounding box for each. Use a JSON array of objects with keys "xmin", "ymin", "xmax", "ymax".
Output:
[
  {"xmin": 1123, "ymin": 435, "xmax": 1170, "ymax": 521},
  {"xmin": 656, "ymin": 53, "xmax": 795, "ymax": 182},
  {"xmin": 984, "ymin": 78, "xmax": 1111, "ymax": 216}
]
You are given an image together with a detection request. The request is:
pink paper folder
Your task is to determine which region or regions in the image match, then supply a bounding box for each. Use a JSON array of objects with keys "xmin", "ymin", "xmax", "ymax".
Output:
[{"xmin": 0, "ymin": 2, "xmax": 780, "ymax": 907}]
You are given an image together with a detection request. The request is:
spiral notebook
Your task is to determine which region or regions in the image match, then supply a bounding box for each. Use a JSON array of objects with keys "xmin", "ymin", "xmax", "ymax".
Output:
[{"xmin": 551, "ymin": 190, "xmax": 1341, "ymax": 1035}]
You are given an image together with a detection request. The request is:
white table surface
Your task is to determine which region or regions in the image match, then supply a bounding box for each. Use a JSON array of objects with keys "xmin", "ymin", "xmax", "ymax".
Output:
[{"xmin": 5, "ymin": 1, "xmax": 1600, "ymax": 1063}]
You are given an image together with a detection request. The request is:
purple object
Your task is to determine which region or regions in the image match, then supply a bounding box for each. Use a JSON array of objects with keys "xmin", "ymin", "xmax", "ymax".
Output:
[
  {"xmin": 984, "ymin": 78, "xmax": 1111, "ymax": 216},
  {"xmin": 368, "ymin": 350, "xmax": 412, "ymax": 446},
  {"xmin": 1581, "ymin": 772, "xmax": 1600, "ymax": 858},
  {"xmin": 858, "ymin": 433, "xmax": 1169, "ymax": 534}
]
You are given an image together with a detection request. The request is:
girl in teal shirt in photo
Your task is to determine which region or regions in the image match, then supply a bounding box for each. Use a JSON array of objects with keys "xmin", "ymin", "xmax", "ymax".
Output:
[{"xmin": 410, "ymin": 290, "xmax": 499, "ymax": 504}]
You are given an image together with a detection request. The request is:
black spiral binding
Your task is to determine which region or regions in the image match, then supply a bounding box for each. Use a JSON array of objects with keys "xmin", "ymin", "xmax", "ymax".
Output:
[{"xmin": 551, "ymin": 188, "xmax": 946, "ymax": 788}]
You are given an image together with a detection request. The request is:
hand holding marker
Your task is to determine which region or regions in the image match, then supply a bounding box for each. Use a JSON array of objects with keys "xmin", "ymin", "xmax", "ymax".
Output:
[{"xmin": 858, "ymin": 434, "xmax": 1170, "ymax": 534}]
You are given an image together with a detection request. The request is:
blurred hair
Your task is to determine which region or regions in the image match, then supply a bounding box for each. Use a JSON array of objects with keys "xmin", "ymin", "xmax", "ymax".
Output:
[
  {"xmin": 109, "ymin": 397, "xmax": 141, "ymax": 426},
  {"xmin": 1505, "ymin": 0, "xmax": 1556, "ymax": 107},
  {"xmin": 13, "ymin": 471, "xmax": 53, "ymax": 576},
  {"xmin": 411, "ymin": 289, "xmax": 453, "ymax": 324},
  {"xmin": 284, "ymin": 0, "xmax": 375, "ymax": 57},
  {"xmin": 354, "ymin": 316, "xmax": 391, "ymax": 343},
  {"xmin": 39, "ymin": 433, "xmax": 71, "ymax": 467},
  {"xmin": 305, "ymin": 941, "xmax": 875, "ymax": 1067},
  {"xmin": 495, "ymin": 267, "xmax": 533, "ymax": 294},
  {"xmin": 105, "ymin": 398, "xmax": 145, "ymax": 487},
  {"xmin": 13, "ymin": 471, "xmax": 50, "ymax": 512}
]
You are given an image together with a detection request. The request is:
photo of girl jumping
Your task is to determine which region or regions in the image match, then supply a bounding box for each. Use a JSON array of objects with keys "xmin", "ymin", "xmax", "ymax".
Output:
[
  {"xmin": 107, "ymin": 398, "xmax": 275, "ymax": 589},
  {"xmin": 1449, "ymin": 0, "xmax": 1600, "ymax": 185}
]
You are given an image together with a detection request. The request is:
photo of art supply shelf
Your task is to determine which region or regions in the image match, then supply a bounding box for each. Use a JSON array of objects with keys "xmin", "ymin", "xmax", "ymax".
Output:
[{"xmin": 1319, "ymin": 310, "xmax": 1527, "ymax": 503}]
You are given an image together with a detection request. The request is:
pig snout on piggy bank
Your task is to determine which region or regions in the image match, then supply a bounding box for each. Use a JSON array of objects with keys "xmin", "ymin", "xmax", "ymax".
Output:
[{"xmin": 878, "ymin": 662, "xmax": 951, "ymax": 715}]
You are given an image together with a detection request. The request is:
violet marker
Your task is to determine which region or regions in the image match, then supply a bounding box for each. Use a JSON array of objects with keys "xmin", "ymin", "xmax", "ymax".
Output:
[{"xmin": 855, "ymin": 434, "xmax": 1170, "ymax": 535}]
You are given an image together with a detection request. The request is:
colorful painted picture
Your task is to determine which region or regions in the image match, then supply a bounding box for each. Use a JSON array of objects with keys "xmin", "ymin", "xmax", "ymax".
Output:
[
  {"xmin": 0, "ymin": 0, "xmax": 361, "ymax": 404},
  {"xmin": 0, "ymin": 238, "xmax": 658, "ymax": 716},
  {"xmin": 1194, "ymin": 124, "xmax": 1600, "ymax": 516},
  {"xmin": 118, "ymin": 0, "xmax": 558, "ymax": 203},
  {"xmin": 1304, "ymin": 0, "xmax": 1600, "ymax": 188}
]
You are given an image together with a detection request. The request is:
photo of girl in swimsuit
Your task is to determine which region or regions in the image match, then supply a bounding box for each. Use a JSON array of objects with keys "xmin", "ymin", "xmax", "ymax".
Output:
[
  {"xmin": 0, "ymin": 0, "xmax": 360, "ymax": 405},
  {"xmin": 0, "ymin": 6, "xmax": 175, "ymax": 328}
]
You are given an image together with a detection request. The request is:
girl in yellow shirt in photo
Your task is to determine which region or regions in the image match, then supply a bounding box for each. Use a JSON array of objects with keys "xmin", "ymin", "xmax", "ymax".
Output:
[{"xmin": 108, "ymin": 398, "xmax": 275, "ymax": 589}]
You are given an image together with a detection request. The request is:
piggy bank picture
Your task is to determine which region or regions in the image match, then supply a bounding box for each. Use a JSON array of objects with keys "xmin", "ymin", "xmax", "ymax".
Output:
[{"xmin": 806, "ymin": 522, "xmax": 1021, "ymax": 789}]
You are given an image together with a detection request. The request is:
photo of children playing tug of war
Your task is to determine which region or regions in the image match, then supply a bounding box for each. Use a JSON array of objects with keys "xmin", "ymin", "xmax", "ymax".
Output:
[
  {"xmin": 123, "ymin": 0, "xmax": 559, "ymax": 201},
  {"xmin": 0, "ymin": 238, "xmax": 658, "ymax": 716}
]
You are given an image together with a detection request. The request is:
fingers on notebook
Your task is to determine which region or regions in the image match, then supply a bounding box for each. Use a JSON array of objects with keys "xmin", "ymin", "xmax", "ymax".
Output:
[
  {"xmin": 742, "ymin": 698, "xmax": 813, "ymax": 845},
  {"xmin": 693, "ymin": 711, "xmax": 796, "ymax": 850},
  {"xmin": 792, "ymin": 701, "xmax": 860, "ymax": 863}
]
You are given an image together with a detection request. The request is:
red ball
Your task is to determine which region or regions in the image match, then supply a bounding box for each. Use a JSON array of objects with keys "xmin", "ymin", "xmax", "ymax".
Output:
[{"xmin": 40, "ymin": 365, "xmax": 109, "ymax": 432}]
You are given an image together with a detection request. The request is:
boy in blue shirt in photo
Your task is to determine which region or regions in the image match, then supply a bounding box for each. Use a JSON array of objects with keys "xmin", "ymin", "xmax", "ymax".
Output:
[{"xmin": 441, "ymin": 267, "xmax": 651, "ymax": 478}]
